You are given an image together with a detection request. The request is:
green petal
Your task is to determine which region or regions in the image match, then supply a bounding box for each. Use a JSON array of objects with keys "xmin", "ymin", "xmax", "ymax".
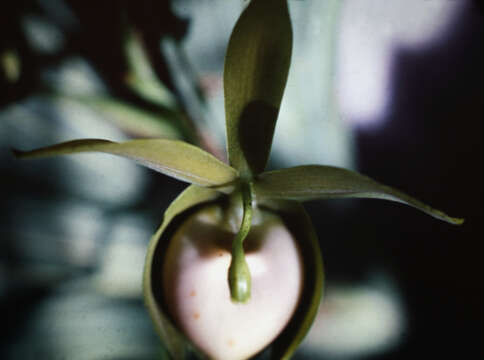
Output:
[
  {"xmin": 254, "ymin": 165, "xmax": 464, "ymax": 225},
  {"xmin": 263, "ymin": 202, "xmax": 324, "ymax": 359},
  {"xmin": 224, "ymin": 0, "xmax": 292, "ymax": 178},
  {"xmin": 13, "ymin": 138, "xmax": 238, "ymax": 188},
  {"xmin": 143, "ymin": 185, "xmax": 221, "ymax": 359}
]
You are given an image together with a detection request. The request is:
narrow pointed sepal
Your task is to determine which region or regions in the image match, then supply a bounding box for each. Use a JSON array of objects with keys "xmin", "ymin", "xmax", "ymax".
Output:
[
  {"xmin": 254, "ymin": 165, "xmax": 464, "ymax": 225},
  {"xmin": 13, "ymin": 138, "xmax": 238, "ymax": 188}
]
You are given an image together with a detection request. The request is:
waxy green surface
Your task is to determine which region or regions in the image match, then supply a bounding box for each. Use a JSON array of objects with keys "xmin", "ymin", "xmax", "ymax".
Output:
[
  {"xmin": 14, "ymin": 138, "xmax": 238, "ymax": 188},
  {"xmin": 224, "ymin": 0, "xmax": 292, "ymax": 178}
]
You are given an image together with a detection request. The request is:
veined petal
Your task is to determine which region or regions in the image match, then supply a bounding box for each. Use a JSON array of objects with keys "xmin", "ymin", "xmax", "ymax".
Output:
[
  {"xmin": 224, "ymin": 0, "xmax": 292, "ymax": 178},
  {"xmin": 13, "ymin": 138, "xmax": 238, "ymax": 188},
  {"xmin": 255, "ymin": 165, "xmax": 463, "ymax": 225}
]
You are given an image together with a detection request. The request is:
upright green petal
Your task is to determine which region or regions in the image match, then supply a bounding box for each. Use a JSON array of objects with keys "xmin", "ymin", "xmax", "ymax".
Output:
[
  {"xmin": 143, "ymin": 185, "xmax": 221, "ymax": 359},
  {"xmin": 13, "ymin": 138, "xmax": 238, "ymax": 188},
  {"xmin": 254, "ymin": 165, "xmax": 464, "ymax": 225},
  {"xmin": 224, "ymin": 0, "xmax": 292, "ymax": 178}
]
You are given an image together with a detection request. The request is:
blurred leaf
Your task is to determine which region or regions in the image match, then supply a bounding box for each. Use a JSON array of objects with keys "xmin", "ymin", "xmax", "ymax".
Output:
[
  {"xmin": 143, "ymin": 185, "xmax": 221, "ymax": 359},
  {"xmin": 13, "ymin": 138, "xmax": 239, "ymax": 187},
  {"xmin": 76, "ymin": 96, "xmax": 182, "ymax": 139},
  {"xmin": 1, "ymin": 49, "xmax": 20, "ymax": 83},
  {"xmin": 124, "ymin": 30, "xmax": 177, "ymax": 108},
  {"xmin": 267, "ymin": 202, "xmax": 324, "ymax": 359},
  {"xmin": 224, "ymin": 0, "xmax": 292, "ymax": 178},
  {"xmin": 255, "ymin": 165, "xmax": 464, "ymax": 225}
]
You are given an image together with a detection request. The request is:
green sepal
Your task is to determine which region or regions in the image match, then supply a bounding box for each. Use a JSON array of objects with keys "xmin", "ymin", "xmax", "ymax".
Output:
[
  {"xmin": 13, "ymin": 138, "xmax": 239, "ymax": 188},
  {"xmin": 257, "ymin": 201, "xmax": 324, "ymax": 360},
  {"xmin": 224, "ymin": 0, "xmax": 292, "ymax": 178},
  {"xmin": 143, "ymin": 185, "xmax": 221, "ymax": 359},
  {"xmin": 254, "ymin": 165, "xmax": 464, "ymax": 225}
]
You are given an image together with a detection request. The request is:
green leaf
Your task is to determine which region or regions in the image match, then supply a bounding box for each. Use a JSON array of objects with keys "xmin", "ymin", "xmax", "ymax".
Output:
[
  {"xmin": 13, "ymin": 138, "xmax": 239, "ymax": 188},
  {"xmin": 143, "ymin": 185, "xmax": 221, "ymax": 359},
  {"xmin": 264, "ymin": 202, "xmax": 324, "ymax": 360},
  {"xmin": 254, "ymin": 165, "xmax": 464, "ymax": 225},
  {"xmin": 224, "ymin": 0, "xmax": 292, "ymax": 178}
]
